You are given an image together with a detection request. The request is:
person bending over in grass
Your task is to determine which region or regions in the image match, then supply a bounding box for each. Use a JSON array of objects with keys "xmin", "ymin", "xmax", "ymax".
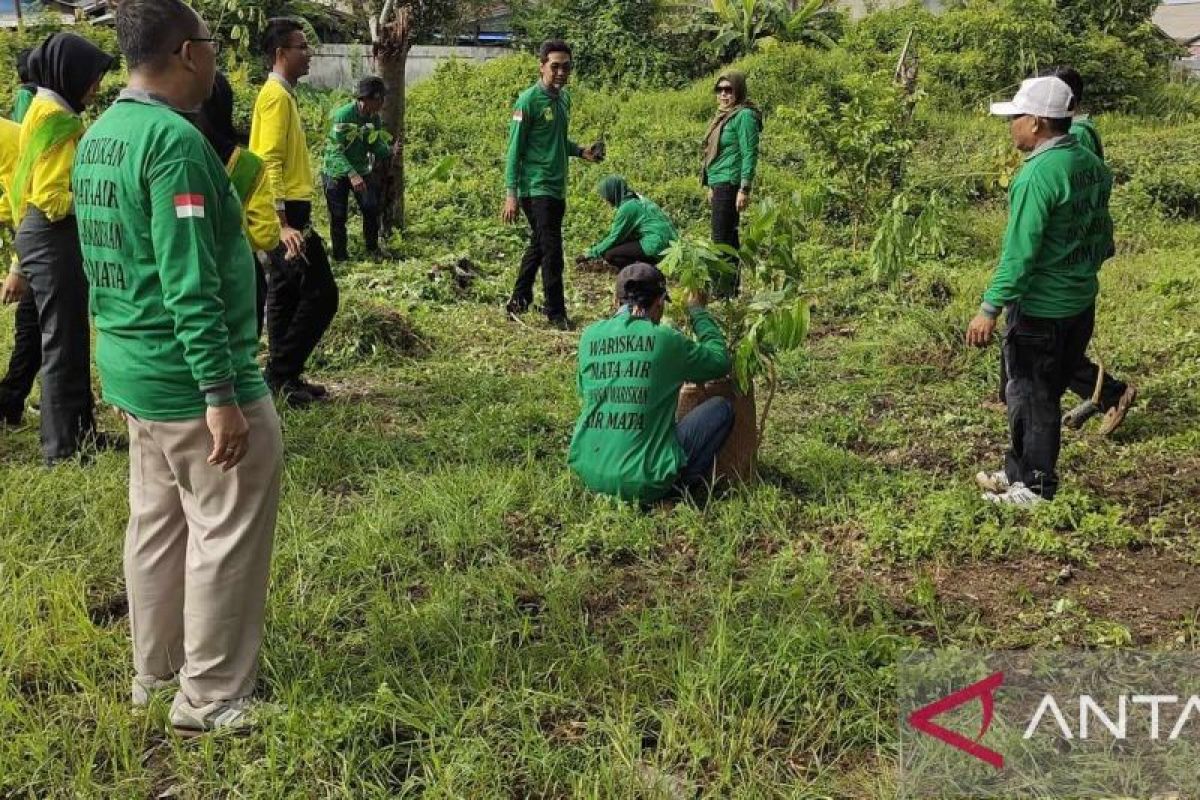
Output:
[
  {"xmin": 195, "ymin": 70, "xmax": 280, "ymax": 336},
  {"xmin": 579, "ymin": 175, "xmax": 678, "ymax": 270},
  {"xmin": 322, "ymin": 75, "xmax": 395, "ymax": 263},
  {"xmin": 79, "ymin": 0, "xmax": 284, "ymax": 735},
  {"xmin": 967, "ymin": 76, "xmax": 1115, "ymax": 508},
  {"xmin": 569, "ymin": 263, "xmax": 734, "ymax": 503}
]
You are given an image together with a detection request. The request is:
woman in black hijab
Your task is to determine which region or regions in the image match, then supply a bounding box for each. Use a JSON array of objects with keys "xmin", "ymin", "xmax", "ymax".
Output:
[
  {"xmin": 13, "ymin": 32, "xmax": 117, "ymax": 464},
  {"xmin": 195, "ymin": 71, "xmax": 277, "ymax": 336},
  {"xmin": 26, "ymin": 32, "xmax": 115, "ymax": 113}
]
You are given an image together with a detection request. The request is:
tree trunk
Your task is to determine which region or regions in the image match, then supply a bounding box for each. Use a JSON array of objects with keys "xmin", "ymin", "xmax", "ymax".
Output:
[
  {"xmin": 374, "ymin": 3, "xmax": 411, "ymax": 234},
  {"xmin": 377, "ymin": 48, "xmax": 407, "ymax": 233}
]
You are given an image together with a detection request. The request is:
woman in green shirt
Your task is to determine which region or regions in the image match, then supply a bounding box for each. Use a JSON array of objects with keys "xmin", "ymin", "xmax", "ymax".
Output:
[
  {"xmin": 701, "ymin": 71, "xmax": 761, "ymax": 295},
  {"xmin": 583, "ymin": 175, "xmax": 678, "ymax": 268}
]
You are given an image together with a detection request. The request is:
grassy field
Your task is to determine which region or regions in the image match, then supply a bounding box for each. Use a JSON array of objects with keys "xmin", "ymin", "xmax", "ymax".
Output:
[{"xmin": 1, "ymin": 47, "xmax": 1199, "ymax": 797}]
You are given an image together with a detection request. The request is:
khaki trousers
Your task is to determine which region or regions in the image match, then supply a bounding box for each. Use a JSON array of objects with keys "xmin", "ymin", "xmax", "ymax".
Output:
[{"xmin": 123, "ymin": 397, "xmax": 283, "ymax": 703}]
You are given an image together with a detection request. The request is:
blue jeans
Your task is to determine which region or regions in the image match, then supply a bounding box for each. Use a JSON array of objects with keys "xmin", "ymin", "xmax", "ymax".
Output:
[{"xmin": 675, "ymin": 396, "xmax": 735, "ymax": 490}]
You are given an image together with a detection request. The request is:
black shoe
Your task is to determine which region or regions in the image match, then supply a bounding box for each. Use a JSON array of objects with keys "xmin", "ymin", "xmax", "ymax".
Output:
[
  {"xmin": 331, "ymin": 251, "xmax": 349, "ymax": 263},
  {"xmin": 270, "ymin": 379, "xmax": 316, "ymax": 408},
  {"xmin": 505, "ymin": 299, "xmax": 530, "ymax": 318},
  {"xmin": 83, "ymin": 430, "xmax": 128, "ymax": 453},
  {"xmin": 298, "ymin": 377, "xmax": 329, "ymax": 399},
  {"xmin": 0, "ymin": 404, "xmax": 22, "ymax": 427},
  {"xmin": 548, "ymin": 315, "xmax": 574, "ymax": 332}
]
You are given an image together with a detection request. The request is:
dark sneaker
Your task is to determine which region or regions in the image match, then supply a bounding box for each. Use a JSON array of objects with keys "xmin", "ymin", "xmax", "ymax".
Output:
[
  {"xmin": 297, "ymin": 378, "xmax": 328, "ymax": 399},
  {"xmin": 548, "ymin": 315, "xmax": 574, "ymax": 332},
  {"xmin": 84, "ymin": 431, "xmax": 128, "ymax": 453},
  {"xmin": 505, "ymin": 299, "xmax": 530, "ymax": 319},
  {"xmin": 270, "ymin": 379, "xmax": 316, "ymax": 408},
  {"xmin": 1099, "ymin": 385, "xmax": 1138, "ymax": 437},
  {"xmin": 0, "ymin": 404, "xmax": 22, "ymax": 427}
]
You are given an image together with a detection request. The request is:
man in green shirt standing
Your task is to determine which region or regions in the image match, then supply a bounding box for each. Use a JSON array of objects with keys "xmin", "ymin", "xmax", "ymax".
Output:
[
  {"xmin": 968, "ymin": 76, "xmax": 1115, "ymax": 507},
  {"xmin": 76, "ymin": 0, "xmax": 283, "ymax": 734},
  {"xmin": 501, "ymin": 39, "xmax": 599, "ymax": 331},
  {"xmin": 569, "ymin": 263, "xmax": 734, "ymax": 503},
  {"xmin": 321, "ymin": 75, "xmax": 393, "ymax": 262}
]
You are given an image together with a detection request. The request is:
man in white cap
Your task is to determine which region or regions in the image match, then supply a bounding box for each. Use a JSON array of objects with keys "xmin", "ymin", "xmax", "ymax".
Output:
[{"xmin": 967, "ymin": 76, "xmax": 1115, "ymax": 507}]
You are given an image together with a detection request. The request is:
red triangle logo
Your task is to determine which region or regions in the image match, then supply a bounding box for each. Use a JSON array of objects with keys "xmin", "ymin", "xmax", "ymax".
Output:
[{"xmin": 908, "ymin": 671, "xmax": 1005, "ymax": 769}]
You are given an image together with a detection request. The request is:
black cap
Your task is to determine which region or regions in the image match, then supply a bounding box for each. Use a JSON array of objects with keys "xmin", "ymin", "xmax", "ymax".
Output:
[
  {"xmin": 616, "ymin": 262, "xmax": 670, "ymax": 305},
  {"xmin": 355, "ymin": 75, "xmax": 387, "ymax": 100}
]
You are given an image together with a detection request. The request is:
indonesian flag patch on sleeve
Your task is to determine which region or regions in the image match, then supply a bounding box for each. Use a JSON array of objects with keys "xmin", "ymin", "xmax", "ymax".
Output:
[
  {"xmin": 174, "ymin": 194, "xmax": 205, "ymax": 219},
  {"xmin": 512, "ymin": 109, "xmax": 524, "ymax": 123}
]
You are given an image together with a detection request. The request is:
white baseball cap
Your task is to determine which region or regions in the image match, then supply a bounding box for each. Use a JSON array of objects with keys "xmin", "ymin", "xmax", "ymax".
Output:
[{"xmin": 989, "ymin": 76, "xmax": 1074, "ymax": 119}]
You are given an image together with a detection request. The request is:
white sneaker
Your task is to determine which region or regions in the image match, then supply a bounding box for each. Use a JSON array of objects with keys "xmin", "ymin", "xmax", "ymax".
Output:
[
  {"xmin": 975, "ymin": 470, "xmax": 1011, "ymax": 493},
  {"xmin": 983, "ymin": 482, "xmax": 1046, "ymax": 508},
  {"xmin": 132, "ymin": 674, "xmax": 179, "ymax": 708},
  {"xmin": 169, "ymin": 693, "xmax": 257, "ymax": 736}
]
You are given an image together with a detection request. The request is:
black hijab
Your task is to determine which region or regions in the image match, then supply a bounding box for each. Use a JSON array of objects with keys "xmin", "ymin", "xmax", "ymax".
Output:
[
  {"xmin": 16, "ymin": 48, "xmax": 35, "ymax": 91},
  {"xmin": 197, "ymin": 71, "xmax": 242, "ymax": 164},
  {"xmin": 27, "ymin": 32, "xmax": 116, "ymax": 114}
]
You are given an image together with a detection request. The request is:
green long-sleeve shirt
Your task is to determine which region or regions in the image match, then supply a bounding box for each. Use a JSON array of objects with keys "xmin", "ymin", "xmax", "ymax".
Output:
[
  {"xmin": 321, "ymin": 101, "xmax": 391, "ymax": 179},
  {"xmin": 73, "ymin": 91, "xmax": 267, "ymax": 420},
  {"xmin": 505, "ymin": 82, "xmax": 582, "ymax": 200},
  {"xmin": 982, "ymin": 137, "xmax": 1114, "ymax": 320},
  {"xmin": 1070, "ymin": 117, "xmax": 1104, "ymax": 161},
  {"xmin": 586, "ymin": 196, "xmax": 678, "ymax": 260},
  {"xmin": 703, "ymin": 107, "xmax": 761, "ymax": 190},
  {"xmin": 569, "ymin": 307, "xmax": 731, "ymax": 502}
]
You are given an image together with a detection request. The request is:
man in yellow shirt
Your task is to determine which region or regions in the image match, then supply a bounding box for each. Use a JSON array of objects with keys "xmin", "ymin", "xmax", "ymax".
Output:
[
  {"xmin": 249, "ymin": 17, "xmax": 338, "ymax": 407},
  {"xmin": 10, "ymin": 32, "xmax": 116, "ymax": 462}
]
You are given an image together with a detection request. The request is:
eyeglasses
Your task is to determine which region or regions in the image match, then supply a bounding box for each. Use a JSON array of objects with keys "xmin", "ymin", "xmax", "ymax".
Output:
[
  {"xmin": 547, "ymin": 62, "xmax": 573, "ymax": 73},
  {"xmin": 715, "ymin": 85, "xmax": 734, "ymax": 95},
  {"xmin": 175, "ymin": 37, "xmax": 221, "ymax": 55}
]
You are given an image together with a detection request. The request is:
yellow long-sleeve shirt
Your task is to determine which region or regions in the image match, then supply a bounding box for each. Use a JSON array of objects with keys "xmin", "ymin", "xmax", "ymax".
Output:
[
  {"xmin": 18, "ymin": 91, "xmax": 81, "ymax": 223},
  {"xmin": 249, "ymin": 74, "xmax": 313, "ymax": 208},
  {"xmin": 227, "ymin": 148, "xmax": 281, "ymax": 252},
  {"xmin": 0, "ymin": 117, "xmax": 19, "ymax": 231},
  {"xmin": 0, "ymin": 117, "xmax": 19, "ymax": 271}
]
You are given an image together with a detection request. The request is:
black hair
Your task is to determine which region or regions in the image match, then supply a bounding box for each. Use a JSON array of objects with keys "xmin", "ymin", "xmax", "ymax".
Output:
[
  {"xmin": 16, "ymin": 48, "xmax": 32, "ymax": 84},
  {"xmin": 115, "ymin": 0, "xmax": 200, "ymax": 70},
  {"xmin": 263, "ymin": 17, "xmax": 304, "ymax": 61},
  {"xmin": 1045, "ymin": 116, "xmax": 1073, "ymax": 135},
  {"xmin": 538, "ymin": 39, "xmax": 571, "ymax": 63},
  {"xmin": 1053, "ymin": 66, "xmax": 1084, "ymax": 110}
]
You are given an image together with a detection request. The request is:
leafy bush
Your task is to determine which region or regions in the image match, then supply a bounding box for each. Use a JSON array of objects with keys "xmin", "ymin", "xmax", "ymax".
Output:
[
  {"xmin": 843, "ymin": 0, "xmax": 1181, "ymax": 112},
  {"xmin": 510, "ymin": 0, "xmax": 711, "ymax": 88}
]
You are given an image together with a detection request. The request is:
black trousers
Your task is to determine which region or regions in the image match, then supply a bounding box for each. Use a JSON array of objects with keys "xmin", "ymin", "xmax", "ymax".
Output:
[
  {"xmin": 602, "ymin": 240, "xmax": 657, "ymax": 269},
  {"xmin": 1003, "ymin": 304, "xmax": 1095, "ymax": 499},
  {"xmin": 0, "ymin": 289, "xmax": 42, "ymax": 423},
  {"xmin": 710, "ymin": 183, "xmax": 741, "ymax": 296},
  {"xmin": 265, "ymin": 201, "xmax": 339, "ymax": 384},
  {"xmin": 511, "ymin": 197, "xmax": 566, "ymax": 318},
  {"xmin": 997, "ymin": 350, "xmax": 1126, "ymax": 409},
  {"xmin": 323, "ymin": 174, "xmax": 381, "ymax": 259},
  {"xmin": 15, "ymin": 208, "xmax": 95, "ymax": 462}
]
